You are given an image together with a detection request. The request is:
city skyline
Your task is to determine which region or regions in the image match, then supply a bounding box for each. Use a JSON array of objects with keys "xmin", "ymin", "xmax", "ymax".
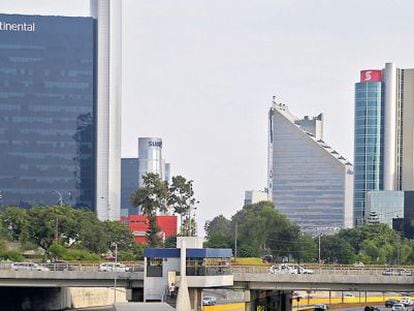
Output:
[{"xmin": 2, "ymin": 0, "xmax": 414, "ymax": 229}]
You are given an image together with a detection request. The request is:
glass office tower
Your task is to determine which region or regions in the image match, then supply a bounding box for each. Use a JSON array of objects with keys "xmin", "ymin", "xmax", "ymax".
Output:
[
  {"xmin": 0, "ymin": 14, "xmax": 96, "ymax": 209},
  {"xmin": 268, "ymin": 99, "xmax": 354, "ymax": 233},
  {"xmin": 353, "ymin": 79, "xmax": 384, "ymax": 225}
]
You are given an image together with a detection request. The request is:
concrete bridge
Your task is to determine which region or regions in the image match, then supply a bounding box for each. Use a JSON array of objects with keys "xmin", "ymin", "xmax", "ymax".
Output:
[
  {"xmin": 0, "ymin": 267, "xmax": 412, "ymax": 310},
  {"xmin": 0, "ymin": 267, "xmax": 412, "ymax": 292}
]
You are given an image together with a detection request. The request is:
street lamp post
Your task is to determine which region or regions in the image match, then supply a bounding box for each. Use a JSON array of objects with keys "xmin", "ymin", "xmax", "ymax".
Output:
[
  {"xmin": 51, "ymin": 190, "xmax": 63, "ymax": 206},
  {"xmin": 111, "ymin": 242, "xmax": 118, "ymax": 304}
]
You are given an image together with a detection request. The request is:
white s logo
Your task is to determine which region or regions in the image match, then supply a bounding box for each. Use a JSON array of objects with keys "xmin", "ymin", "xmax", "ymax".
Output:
[{"xmin": 365, "ymin": 71, "xmax": 372, "ymax": 81}]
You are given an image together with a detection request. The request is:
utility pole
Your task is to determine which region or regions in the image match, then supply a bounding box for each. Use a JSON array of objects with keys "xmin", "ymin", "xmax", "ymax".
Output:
[
  {"xmin": 318, "ymin": 234, "xmax": 321, "ymax": 267},
  {"xmin": 111, "ymin": 242, "xmax": 118, "ymax": 304},
  {"xmin": 234, "ymin": 223, "xmax": 238, "ymax": 260}
]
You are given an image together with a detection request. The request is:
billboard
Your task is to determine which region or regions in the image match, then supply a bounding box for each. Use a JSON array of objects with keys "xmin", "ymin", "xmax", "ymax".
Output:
[{"xmin": 360, "ymin": 70, "xmax": 382, "ymax": 82}]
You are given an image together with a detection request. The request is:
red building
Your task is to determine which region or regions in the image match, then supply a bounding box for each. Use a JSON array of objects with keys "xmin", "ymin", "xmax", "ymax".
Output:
[{"xmin": 120, "ymin": 215, "xmax": 178, "ymax": 244}]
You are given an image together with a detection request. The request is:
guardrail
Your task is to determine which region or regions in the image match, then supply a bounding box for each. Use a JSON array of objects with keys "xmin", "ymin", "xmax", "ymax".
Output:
[
  {"xmin": 231, "ymin": 265, "xmax": 413, "ymax": 276},
  {"xmin": 0, "ymin": 262, "xmax": 145, "ymax": 273}
]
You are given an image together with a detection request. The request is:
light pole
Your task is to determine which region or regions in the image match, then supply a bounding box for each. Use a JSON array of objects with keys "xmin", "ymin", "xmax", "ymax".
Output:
[
  {"xmin": 318, "ymin": 233, "xmax": 321, "ymax": 266},
  {"xmin": 51, "ymin": 190, "xmax": 63, "ymax": 206},
  {"xmin": 111, "ymin": 242, "xmax": 118, "ymax": 304}
]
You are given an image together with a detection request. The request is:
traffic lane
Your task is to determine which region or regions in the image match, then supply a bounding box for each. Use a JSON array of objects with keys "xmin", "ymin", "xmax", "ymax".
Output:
[{"xmin": 334, "ymin": 306, "xmax": 386, "ymax": 311}]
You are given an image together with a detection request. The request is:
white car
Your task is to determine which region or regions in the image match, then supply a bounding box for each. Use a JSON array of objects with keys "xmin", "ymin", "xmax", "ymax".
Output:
[
  {"xmin": 202, "ymin": 296, "xmax": 217, "ymax": 306},
  {"xmin": 269, "ymin": 264, "xmax": 298, "ymax": 275},
  {"xmin": 297, "ymin": 266, "xmax": 314, "ymax": 274},
  {"xmin": 399, "ymin": 298, "xmax": 414, "ymax": 306},
  {"xmin": 11, "ymin": 262, "xmax": 50, "ymax": 272},
  {"xmin": 99, "ymin": 263, "xmax": 129, "ymax": 272},
  {"xmin": 392, "ymin": 303, "xmax": 406, "ymax": 311}
]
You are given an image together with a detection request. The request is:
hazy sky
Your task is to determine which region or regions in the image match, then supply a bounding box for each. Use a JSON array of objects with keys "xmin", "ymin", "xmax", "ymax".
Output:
[{"xmin": 2, "ymin": 0, "xmax": 414, "ymax": 231}]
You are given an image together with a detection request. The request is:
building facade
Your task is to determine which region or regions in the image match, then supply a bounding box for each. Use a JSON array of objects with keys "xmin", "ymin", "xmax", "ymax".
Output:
[
  {"xmin": 268, "ymin": 99, "xmax": 354, "ymax": 233},
  {"xmin": 120, "ymin": 137, "xmax": 171, "ymax": 216},
  {"xmin": 91, "ymin": 0, "xmax": 122, "ymax": 220},
  {"xmin": 354, "ymin": 64, "xmax": 414, "ymax": 226},
  {"xmin": 121, "ymin": 158, "xmax": 139, "ymax": 216},
  {"xmin": 0, "ymin": 14, "xmax": 96, "ymax": 209},
  {"xmin": 0, "ymin": 0, "xmax": 122, "ymax": 220},
  {"xmin": 244, "ymin": 190, "xmax": 268, "ymax": 206},
  {"xmin": 365, "ymin": 191, "xmax": 404, "ymax": 227}
]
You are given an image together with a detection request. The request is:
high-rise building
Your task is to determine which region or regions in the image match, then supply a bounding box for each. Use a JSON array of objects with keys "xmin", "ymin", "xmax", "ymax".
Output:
[
  {"xmin": 91, "ymin": 0, "xmax": 122, "ymax": 220},
  {"xmin": 0, "ymin": 0, "xmax": 122, "ymax": 220},
  {"xmin": 354, "ymin": 63, "xmax": 414, "ymax": 225},
  {"xmin": 121, "ymin": 158, "xmax": 138, "ymax": 216},
  {"xmin": 0, "ymin": 13, "xmax": 96, "ymax": 210},
  {"xmin": 268, "ymin": 98, "xmax": 353, "ymax": 233},
  {"xmin": 120, "ymin": 137, "xmax": 171, "ymax": 216},
  {"xmin": 244, "ymin": 190, "xmax": 268, "ymax": 206},
  {"xmin": 138, "ymin": 137, "xmax": 166, "ymax": 188}
]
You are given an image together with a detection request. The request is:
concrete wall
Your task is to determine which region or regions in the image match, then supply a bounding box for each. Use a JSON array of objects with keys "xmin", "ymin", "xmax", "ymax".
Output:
[{"xmin": 69, "ymin": 287, "xmax": 127, "ymax": 309}]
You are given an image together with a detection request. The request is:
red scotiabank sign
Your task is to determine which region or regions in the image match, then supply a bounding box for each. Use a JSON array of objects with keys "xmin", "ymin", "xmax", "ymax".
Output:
[{"xmin": 360, "ymin": 70, "xmax": 382, "ymax": 82}]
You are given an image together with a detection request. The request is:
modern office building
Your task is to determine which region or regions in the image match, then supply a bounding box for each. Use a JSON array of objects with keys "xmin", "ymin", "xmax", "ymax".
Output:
[
  {"xmin": 0, "ymin": 0, "xmax": 122, "ymax": 220},
  {"xmin": 365, "ymin": 191, "xmax": 404, "ymax": 227},
  {"xmin": 354, "ymin": 64, "xmax": 414, "ymax": 226},
  {"xmin": 138, "ymin": 137, "xmax": 168, "ymax": 187},
  {"xmin": 244, "ymin": 190, "xmax": 268, "ymax": 206},
  {"xmin": 121, "ymin": 137, "xmax": 171, "ymax": 216},
  {"xmin": 268, "ymin": 98, "xmax": 354, "ymax": 233},
  {"xmin": 0, "ymin": 13, "xmax": 96, "ymax": 210},
  {"xmin": 121, "ymin": 158, "xmax": 139, "ymax": 216},
  {"xmin": 91, "ymin": 0, "xmax": 122, "ymax": 220}
]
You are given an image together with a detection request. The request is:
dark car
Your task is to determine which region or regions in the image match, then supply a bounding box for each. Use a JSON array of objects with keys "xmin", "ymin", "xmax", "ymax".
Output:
[
  {"xmin": 385, "ymin": 299, "xmax": 399, "ymax": 308},
  {"xmin": 314, "ymin": 304, "xmax": 329, "ymax": 311},
  {"xmin": 364, "ymin": 306, "xmax": 380, "ymax": 311}
]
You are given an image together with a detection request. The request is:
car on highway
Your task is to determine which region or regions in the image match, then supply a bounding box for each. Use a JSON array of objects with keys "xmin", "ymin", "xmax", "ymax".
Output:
[
  {"xmin": 269, "ymin": 264, "xmax": 298, "ymax": 275},
  {"xmin": 391, "ymin": 303, "xmax": 406, "ymax": 311},
  {"xmin": 314, "ymin": 304, "xmax": 329, "ymax": 311},
  {"xmin": 383, "ymin": 268, "xmax": 412, "ymax": 276},
  {"xmin": 385, "ymin": 299, "xmax": 399, "ymax": 307},
  {"xmin": 400, "ymin": 298, "xmax": 414, "ymax": 307},
  {"xmin": 202, "ymin": 296, "xmax": 217, "ymax": 306},
  {"xmin": 10, "ymin": 262, "xmax": 50, "ymax": 272},
  {"xmin": 98, "ymin": 263, "xmax": 129, "ymax": 272},
  {"xmin": 364, "ymin": 306, "xmax": 380, "ymax": 311}
]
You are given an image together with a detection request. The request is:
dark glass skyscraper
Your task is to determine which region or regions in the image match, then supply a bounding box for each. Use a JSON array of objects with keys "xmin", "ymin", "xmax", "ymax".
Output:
[
  {"xmin": 0, "ymin": 14, "xmax": 96, "ymax": 209},
  {"xmin": 353, "ymin": 80, "xmax": 384, "ymax": 225}
]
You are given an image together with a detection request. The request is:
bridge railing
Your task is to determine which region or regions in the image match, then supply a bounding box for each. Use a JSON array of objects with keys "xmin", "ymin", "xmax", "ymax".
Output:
[
  {"xmin": 231, "ymin": 265, "xmax": 409, "ymax": 276},
  {"xmin": 0, "ymin": 262, "xmax": 145, "ymax": 273}
]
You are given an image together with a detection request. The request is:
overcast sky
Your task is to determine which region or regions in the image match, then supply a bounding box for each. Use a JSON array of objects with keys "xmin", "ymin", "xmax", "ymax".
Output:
[{"xmin": 2, "ymin": 0, "xmax": 414, "ymax": 232}]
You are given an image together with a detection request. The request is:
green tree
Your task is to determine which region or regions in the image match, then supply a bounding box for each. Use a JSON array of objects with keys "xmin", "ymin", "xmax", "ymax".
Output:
[
  {"xmin": 204, "ymin": 215, "xmax": 232, "ymax": 240},
  {"xmin": 130, "ymin": 173, "xmax": 170, "ymax": 246},
  {"xmin": 203, "ymin": 233, "xmax": 232, "ymax": 249},
  {"xmin": 2, "ymin": 207, "xmax": 28, "ymax": 242},
  {"xmin": 228, "ymin": 201, "xmax": 300, "ymax": 258},
  {"xmin": 168, "ymin": 175, "xmax": 197, "ymax": 236},
  {"xmin": 320, "ymin": 235, "xmax": 356, "ymax": 264}
]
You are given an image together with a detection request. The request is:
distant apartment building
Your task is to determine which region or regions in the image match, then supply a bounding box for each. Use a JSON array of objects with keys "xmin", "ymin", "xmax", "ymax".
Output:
[
  {"xmin": 268, "ymin": 98, "xmax": 353, "ymax": 233},
  {"xmin": 121, "ymin": 137, "xmax": 171, "ymax": 216},
  {"xmin": 244, "ymin": 190, "xmax": 268, "ymax": 206},
  {"xmin": 354, "ymin": 64, "xmax": 414, "ymax": 226}
]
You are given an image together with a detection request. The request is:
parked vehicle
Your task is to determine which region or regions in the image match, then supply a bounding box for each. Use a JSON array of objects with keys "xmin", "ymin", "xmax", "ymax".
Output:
[
  {"xmin": 385, "ymin": 299, "xmax": 399, "ymax": 307},
  {"xmin": 202, "ymin": 296, "xmax": 217, "ymax": 306},
  {"xmin": 98, "ymin": 263, "xmax": 129, "ymax": 272},
  {"xmin": 314, "ymin": 304, "xmax": 329, "ymax": 311},
  {"xmin": 391, "ymin": 303, "xmax": 406, "ymax": 311},
  {"xmin": 11, "ymin": 262, "xmax": 50, "ymax": 272}
]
